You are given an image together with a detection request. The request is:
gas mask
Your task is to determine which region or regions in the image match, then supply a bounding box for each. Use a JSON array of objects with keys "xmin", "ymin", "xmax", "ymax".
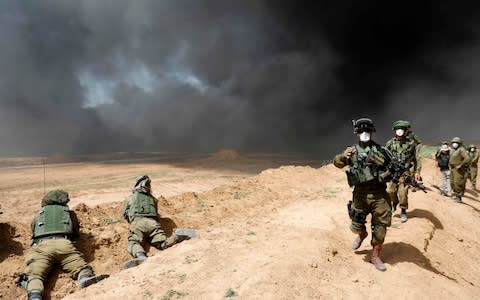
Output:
[
  {"xmin": 395, "ymin": 129, "xmax": 405, "ymax": 137},
  {"xmin": 359, "ymin": 131, "xmax": 371, "ymax": 142},
  {"xmin": 452, "ymin": 142, "xmax": 459, "ymax": 149}
]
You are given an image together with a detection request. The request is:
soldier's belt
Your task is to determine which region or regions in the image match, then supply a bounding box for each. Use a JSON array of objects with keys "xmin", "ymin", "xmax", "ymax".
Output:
[{"xmin": 34, "ymin": 234, "xmax": 69, "ymax": 243}]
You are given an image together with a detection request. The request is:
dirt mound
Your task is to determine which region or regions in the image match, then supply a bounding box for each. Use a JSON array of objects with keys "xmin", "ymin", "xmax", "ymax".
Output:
[{"xmin": 207, "ymin": 148, "xmax": 243, "ymax": 161}]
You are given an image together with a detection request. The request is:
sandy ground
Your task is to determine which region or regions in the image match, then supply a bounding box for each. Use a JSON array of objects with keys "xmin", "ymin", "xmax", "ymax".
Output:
[{"xmin": 0, "ymin": 152, "xmax": 479, "ymax": 299}]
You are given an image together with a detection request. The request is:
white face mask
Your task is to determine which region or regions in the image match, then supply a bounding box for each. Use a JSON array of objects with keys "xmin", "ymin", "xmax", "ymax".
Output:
[
  {"xmin": 452, "ymin": 142, "xmax": 459, "ymax": 149},
  {"xmin": 395, "ymin": 129, "xmax": 405, "ymax": 136},
  {"xmin": 359, "ymin": 131, "xmax": 371, "ymax": 142}
]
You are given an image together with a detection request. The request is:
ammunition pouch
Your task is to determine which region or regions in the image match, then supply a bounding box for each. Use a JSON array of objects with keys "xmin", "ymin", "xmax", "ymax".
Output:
[
  {"xmin": 347, "ymin": 200, "xmax": 367, "ymax": 224},
  {"xmin": 346, "ymin": 167, "xmax": 376, "ymax": 187}
]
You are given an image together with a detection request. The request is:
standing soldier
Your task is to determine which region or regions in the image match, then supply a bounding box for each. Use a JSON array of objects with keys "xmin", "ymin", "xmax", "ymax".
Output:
[
  {"xmin": 466, "ymin": 145, "xmax": 479, "ymax": 190},
  {"xmin": 18, "ymin": 190, "xmax": 109, "ymax": 300},
  {"xmin": 122, "ymin": 175, "xmax": 197, "ymax": 269},
  {"xmin": 434, "ymin": 143, "xmax": 452, "ymax": 196},
  {"xmin": 333, "ymin": 117, "xmax": 391, "ymax": 272},
  {"xmin": 449, "ymin": 137, "xmax": 470, "ymax": 203},
  {"xmin": 385, "ymin": 120, "xmax": 422, "ymax": 223}
]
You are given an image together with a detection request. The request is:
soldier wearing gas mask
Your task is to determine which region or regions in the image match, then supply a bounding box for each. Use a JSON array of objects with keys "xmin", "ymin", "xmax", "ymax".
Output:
[{"xmin": 333, "ymin": 117, "xmax": 391, "ymax": 272}]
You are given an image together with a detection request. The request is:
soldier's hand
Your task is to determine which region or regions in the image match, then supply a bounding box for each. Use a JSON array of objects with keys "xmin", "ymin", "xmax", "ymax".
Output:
[
  {"xmin": 344, "ymin": 147, "xmax": 356, "ymax": 158},
  {"xmin": 415, "ymin": 173, "xmax": 422, "ymax": 181}
]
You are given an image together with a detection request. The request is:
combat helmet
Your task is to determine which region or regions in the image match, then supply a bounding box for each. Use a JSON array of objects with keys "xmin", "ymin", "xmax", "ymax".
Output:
[
  {"xmin": 41, "ymin": 189, "xmax": 70, "ymax": 206},
  {"xmin": 392, "ymin": 120, "xmax": 410, "ymax": 130},
  {"xmin": 451, "ymin": 137, "xmax": 462, "ymax": 144},
  {"xmin": 352, "ymin": 117, "xmax": 376, "ymax": 134}
]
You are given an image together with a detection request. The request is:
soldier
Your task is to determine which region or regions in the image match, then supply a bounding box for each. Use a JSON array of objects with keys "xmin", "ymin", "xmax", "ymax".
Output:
[
  {"xmin": 449, "ymin": 137, "xmax": 470, "ymax": 202},
  {"xmin": 435, "ymin": 143, "xmax": 452, "ymax": 197},
  {"xmin": 18, "ymin": 190, "xmax": 108, "ymax": 300},
  {"xmin": 466, "ymin": 144, "xmax": 479, "ymax": 190},
  {"xmin": 122, "ymin": 175, "xmax": 197, "ymax": 269},
  {"xmin": 333, "ymin": 117, "xmax": 391, "ymax": 271},
  {"xmin": 385, "ymin": 120, "xmax": 422, "ymax": 223}
]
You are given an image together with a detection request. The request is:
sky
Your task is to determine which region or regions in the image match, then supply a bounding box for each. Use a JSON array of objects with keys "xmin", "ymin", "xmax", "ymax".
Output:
[{"xmin": 1, "ymin": 1, "xmax": 480, "ymax": 158}]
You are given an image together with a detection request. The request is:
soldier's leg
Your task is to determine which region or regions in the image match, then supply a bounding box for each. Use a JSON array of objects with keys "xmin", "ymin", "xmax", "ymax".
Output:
[
  {"xmin": 450, "ymin": 168, "xmax": 459, "ymax": 197},
  {"xmin": 386, "ymin": 182, "xmax": 399, "ymax": 212},
  {"xmin": 458, "ymin": 168, "xmax": 467, "ymax": 197},
  {"xmin": 349, "ymin": 192, "xmax": 368, "ymax": 250},
  {"xmin": 445, "ymin": 170, "xmax": 452, "ymax": 196},
  {"xmin": 149, "ymin": 220, "xmax": 176, "ymax": 250},
  {"xmin": 127, "ymin": 219, "xmax": 147, "ymax": 257},
  {"xmin": 370, "ymin": 193, "xmax": 391, "ymax": 271},
  {"xmin": 471, "ymin": 167, "xmax": 478, "ymax": 189},
  {"xmin": 57, "ymin": 240, "xmax": 109, "ymax": 288},
  {"xmin": 397, "ymin": 183, "xmax": 409, "ymax": 210},
  {"xmin": 56, "ymin": 239, "xmax": 90, "ymax": 279},
  {"xmin": 25, "ymin": 242, "xmax": 55, "ymax": 296}
]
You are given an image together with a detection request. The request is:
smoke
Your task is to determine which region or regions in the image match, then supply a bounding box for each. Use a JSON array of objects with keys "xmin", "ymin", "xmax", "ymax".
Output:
[{"xmin": 1, "ymin": 1, "xmax": 480, "ymax": 157}]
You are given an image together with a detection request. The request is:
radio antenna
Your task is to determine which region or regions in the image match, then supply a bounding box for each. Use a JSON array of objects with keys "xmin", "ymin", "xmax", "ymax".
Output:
[{"xmin": 43, "ymin": 158, "xmax": 46, "ymax": 194}]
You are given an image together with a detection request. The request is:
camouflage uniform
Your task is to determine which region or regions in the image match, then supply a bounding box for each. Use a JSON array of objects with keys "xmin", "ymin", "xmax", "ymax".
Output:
[
  {"xmin": 334, "ymin": 142, "xmax": 391, "ymax": 246},
  {"xmin": 333, "ymin": 117, "xmax": 391, "ymax": 271},
  {"xmin": 385, "ymin": 120, "xmax": 421, "ymax": 222},
  {"xmin": 123, "ymin": 192, "xmax": 176, "ymax": 257},
  {"xmin": 467, "ymin": 145, "xmax": 479, "ymax": 189},
  {"xmin": 22, "ymin": 190, "xmax": 107, "ymax": 299},
  {"xmin": 449, "ymin": 138, "xmax": 470, "ymax": 202}
]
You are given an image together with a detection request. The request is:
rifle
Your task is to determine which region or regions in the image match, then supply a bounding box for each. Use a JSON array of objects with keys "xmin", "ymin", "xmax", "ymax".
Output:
[{"xmin": 366, "ymin": 147, "xmax": 427, "ymax": 193}]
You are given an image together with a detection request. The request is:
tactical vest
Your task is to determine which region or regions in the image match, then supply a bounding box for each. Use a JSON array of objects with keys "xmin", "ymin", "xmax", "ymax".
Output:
[
  {"xmin": 346, "ymin": 143, "xmax": 386, "ymax": 187},
  {"xmin": 386, "ymin": 138, "xmax": 416, "ymax": 167},
  {"xmin": 33, "ymin": 204, "xmax": 73, "ymax": 238},
  {"xmin": 437, "ymin": 152, "xmax": 450, "ymax": 170},
  {"xmin": 127, "ymin": 192, "xmax": 157, "ymax": 222}
]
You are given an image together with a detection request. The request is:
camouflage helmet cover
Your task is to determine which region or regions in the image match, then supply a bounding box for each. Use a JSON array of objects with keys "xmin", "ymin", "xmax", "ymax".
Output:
[
  {"xmin": 451, "ymin": 137, "xmax": 462, "ymax": 144},
  {"xmin": 133, "ymin": 175, "xmax": 151, "ymax": 193},
  {"xmin": 42, "ymin": 189, "xmax": 70, "ymax": 206},
  {"xmin": 352, "ymin": 117, "xmax": 376, "ymax": 134},
  {"xmin": 392, "ymin": 120, "xmax": 410, "ymax": 129},
  {"xmin": 469, "ymin": 144, "xmax": 476, "ymax": 149}
]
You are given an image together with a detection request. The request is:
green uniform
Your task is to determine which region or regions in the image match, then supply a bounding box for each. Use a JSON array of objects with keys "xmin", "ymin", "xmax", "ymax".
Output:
[
  {"xmin": 385, "ymin": 135, "xmax": 420, "ymax": 210},
  {"xmin": 334, "ymin": 141, "xmax": 391, "ymax": 246},
  {"xmin": 25, "ymin": 205, "xmax": 93, "ymax": 294},
  {"xmin": 467, "ymin": 149, "xmax": 479, "ymax": 187},
  {"xmin": 449, "ymin": 146, "xmax": 470, "ymax": 197},
  {"xmin": 123, "ymin": 192, "xmax": 176, "ymax": 256}
]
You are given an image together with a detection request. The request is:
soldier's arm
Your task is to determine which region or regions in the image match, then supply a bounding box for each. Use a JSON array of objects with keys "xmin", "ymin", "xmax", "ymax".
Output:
[
  {"xmin": 122, "ymin": 196, "xmax": 131, "ymax": 220},
  {"xmin": 70, "ymin": 210, "xmax": 80, "ymax": 240},
  {"xmin": 333, "ymin": 147, "xmax": 354, "ymax": 168}
]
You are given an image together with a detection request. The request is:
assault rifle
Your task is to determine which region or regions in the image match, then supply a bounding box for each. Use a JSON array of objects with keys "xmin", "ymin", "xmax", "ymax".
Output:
[{"xmin": 365, "ymin": 148, "xmax": 427, "ymax": 193}]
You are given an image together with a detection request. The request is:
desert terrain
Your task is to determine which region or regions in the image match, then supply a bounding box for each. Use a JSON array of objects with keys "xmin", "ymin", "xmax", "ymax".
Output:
[{"xmin": 0, "ymin": 149, "xmax": 479, "ymax": 300}]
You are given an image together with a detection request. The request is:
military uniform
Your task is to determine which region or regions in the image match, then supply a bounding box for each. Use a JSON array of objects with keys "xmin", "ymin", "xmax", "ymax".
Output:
[
  {"xmin": 467, "ymin": 145, "xmax": 479, "ymax": 189},
  {"xmin": 449, "ymin": 138, "xmax": 470, "ymax": 202},
  {"xmin": 21, "ymin": 190, "xmax": 108, "ymax": 300},
  {"xmin": 123, "ymin": 191, "xmax": 176, "ymax": 257},
  {"xmin": 334, "ymin": 117, "xmax": 391, "ymax": 271},
  {"xmin": 385, "ymin": 120, "xmax": 421, "ymax": 222},
  {"xmin": 121, "ymin": 175, "xmax": 196, "ymax": 270}
]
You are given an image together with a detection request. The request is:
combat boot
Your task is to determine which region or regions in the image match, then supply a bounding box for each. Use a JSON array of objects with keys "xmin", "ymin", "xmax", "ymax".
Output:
[
  {"xmin": 121, "ymin": 252, "xmax": 147, "ymax": 270},
  {"xmin": 400, "ymin": 208, "xmax": 407, "ymax": 223},
  {"xmin": 28, "ymin": 290, "xmax": 42, "ymax": 300},
  {"xmin": 175, "ymin": 228, "xmax": 198, "ymax": 243},
  {"xmin": 370, "ymin": 244, "xmax": 386, "ymax": 271},
  {"xmin": 453, "ymin": 196, "xmax": 462, "ymax": 203},
  {"xmin": 78, "ymin": 274, "xmax": 109, "ymax": 288},
  {"xmin": 352, "ymin": 231, "xmax": 368, "ymax": 250}
]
